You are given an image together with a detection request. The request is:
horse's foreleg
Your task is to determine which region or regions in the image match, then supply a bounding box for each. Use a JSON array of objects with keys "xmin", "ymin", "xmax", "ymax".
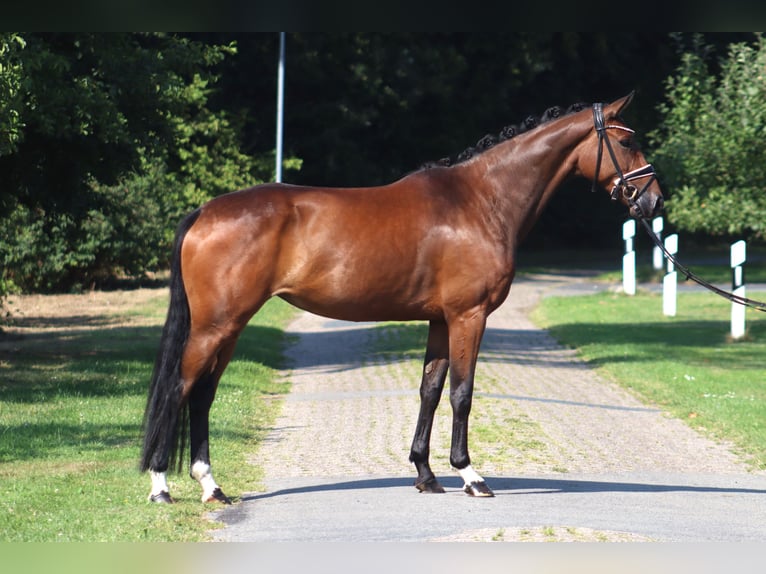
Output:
[
  {"xmin": 448, "ymin": 313, "xmax": 494, "ymax": 497},
  {"xmin": 410, "ymin": 320, "xmax": 450, "ymax": 493},
  {"xmin": 187, "ymin": 338, "xmax": 239, "ymax": 504}
]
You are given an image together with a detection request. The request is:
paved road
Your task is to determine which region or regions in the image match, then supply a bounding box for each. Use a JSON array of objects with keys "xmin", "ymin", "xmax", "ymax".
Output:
[{"xmin": 211, "ymin": 274, "xmax": 766, "ymax": 542}]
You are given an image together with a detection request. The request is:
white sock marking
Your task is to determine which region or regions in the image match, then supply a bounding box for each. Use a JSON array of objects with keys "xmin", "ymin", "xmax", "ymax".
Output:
[
  {"xmin": 149, "ymin": 470, "xmax": 169, "ymax": 498},
  {"xmin": 191, "ymin": 461, "xmax": 221, "ymax": 501},
  {"xmin": 457, "ymin": 464, "xmax": 484, "ymax": 487}
]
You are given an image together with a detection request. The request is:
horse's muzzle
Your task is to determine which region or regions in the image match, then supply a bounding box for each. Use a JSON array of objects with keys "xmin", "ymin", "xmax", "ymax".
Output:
[{"xmin": 631, "ymin": 193, "xmax": 664, "ymax": 220}]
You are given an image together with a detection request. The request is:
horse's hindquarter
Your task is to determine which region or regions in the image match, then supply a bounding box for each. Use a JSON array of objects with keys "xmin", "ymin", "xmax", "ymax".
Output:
[{"xmin": 185, "ymin": 181, "xmax": 512, "ymax": 323}]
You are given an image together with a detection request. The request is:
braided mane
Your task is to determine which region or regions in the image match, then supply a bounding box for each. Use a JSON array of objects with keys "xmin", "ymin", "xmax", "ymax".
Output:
[{"xmin": 421, "ymin": 102, "xmax": 589, "ymax": 169}]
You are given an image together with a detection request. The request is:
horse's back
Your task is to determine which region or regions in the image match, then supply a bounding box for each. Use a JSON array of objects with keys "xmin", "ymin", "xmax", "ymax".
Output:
[{"xmin": 181, "ymin": 175, "xmax": 512, "ymax": 323}]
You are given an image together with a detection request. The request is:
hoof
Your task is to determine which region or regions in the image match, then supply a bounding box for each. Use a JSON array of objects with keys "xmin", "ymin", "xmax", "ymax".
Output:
[
  {"xmin": 464, "ymin": 481, "xmax": 494, "ymax": 497},
  {"xmin": 203, "ymin": 487, "xmax": 232, "ymax": 504},
  {"xmin": 415, "ymin": 477, "xmax": 446, "ymax": 494},
  {"xmin": 149, "ymin": 491, "xmax": 175, "ymax": 504}
]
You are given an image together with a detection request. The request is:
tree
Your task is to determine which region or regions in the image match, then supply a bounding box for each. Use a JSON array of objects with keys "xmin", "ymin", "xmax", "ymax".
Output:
[
  {"xmin": 0, "ymin": 33, "xmax": 24, "ymax": 160},
  {"xmin": 0, "ymin": 33, "xmax": 271, "ymax": 293},
  {"xmin": 649, "ymin": 33, "xmax": 766, "ymax": 240}
]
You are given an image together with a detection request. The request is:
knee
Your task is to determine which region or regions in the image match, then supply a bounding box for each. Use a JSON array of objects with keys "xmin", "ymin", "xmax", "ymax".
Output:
[
  {"xmin": 419, "ymin": 382, "xmax": 442, "ymax": 402},
  {"xmin": 450, "ymin": 391, "xmax": 473, "ymax": 419},
  {"xmin": 420, "ymin": 364, "xmax": 447, "ymax": 398}
]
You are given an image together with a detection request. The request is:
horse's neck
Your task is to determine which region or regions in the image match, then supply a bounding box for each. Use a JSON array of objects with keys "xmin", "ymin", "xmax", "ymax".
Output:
[{"xmin": 472, "ymin": 118, "xmax": 590, "ymax": 242}]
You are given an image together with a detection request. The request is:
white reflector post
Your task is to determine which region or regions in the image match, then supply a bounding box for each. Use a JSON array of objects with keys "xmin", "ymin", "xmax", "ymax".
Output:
[
  {"xmin": 663, "ymin": 234, "xmax": 678, "ymax": 317},
  {"xmin": 652, "ymin": 216, "xmax": 664, "ymax": 271},
  {"xmin": 731, "ymin": 240, "xmax": 746, "ymax": 340},
  {"xmin": 622, "ymin": 219, "xmax": 636, "ymax": 296}
]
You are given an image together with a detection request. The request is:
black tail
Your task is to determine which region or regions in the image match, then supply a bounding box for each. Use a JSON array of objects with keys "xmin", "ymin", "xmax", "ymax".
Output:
[{"xmin": 139, "ymin": 209, "xmax": 201, "ymax": 474}]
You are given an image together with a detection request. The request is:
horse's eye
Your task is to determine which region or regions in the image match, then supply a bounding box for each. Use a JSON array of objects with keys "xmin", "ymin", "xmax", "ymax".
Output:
[{"xmin": 619, "ymin": 138, "xmax": 634, "ymax": 149}]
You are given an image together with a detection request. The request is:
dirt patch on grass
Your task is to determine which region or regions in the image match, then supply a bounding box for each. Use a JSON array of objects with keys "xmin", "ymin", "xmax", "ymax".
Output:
[{"xmin": 2, "ymin": 289, "xmax": 167, "ymax": 333}]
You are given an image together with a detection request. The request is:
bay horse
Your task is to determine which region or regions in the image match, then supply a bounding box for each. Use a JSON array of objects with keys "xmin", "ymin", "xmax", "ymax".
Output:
[{"xmin": 140, "ymin": 92, "xmax": 664, "ymax": 503}]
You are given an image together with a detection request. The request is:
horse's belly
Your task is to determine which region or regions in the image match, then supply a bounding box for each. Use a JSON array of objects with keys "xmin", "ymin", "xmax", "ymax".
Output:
[{"xmin": 276, "ymin": 280, "xmax": 440, "ymax": 323}]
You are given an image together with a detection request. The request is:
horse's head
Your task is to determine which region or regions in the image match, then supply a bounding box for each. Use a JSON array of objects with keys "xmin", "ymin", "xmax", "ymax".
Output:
[{"xmin": 577, "ymin": 92, "xmax": 664, "ymax": 220}]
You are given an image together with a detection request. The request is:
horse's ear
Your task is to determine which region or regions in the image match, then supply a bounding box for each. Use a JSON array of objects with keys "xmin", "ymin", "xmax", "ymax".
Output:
[{"xmin": 604, "ymin": 91, "xmax": 635, "ymax": 118}]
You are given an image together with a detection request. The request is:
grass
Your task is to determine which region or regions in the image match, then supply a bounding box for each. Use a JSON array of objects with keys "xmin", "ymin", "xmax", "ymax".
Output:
[
  {"xmin": 532, "ymin": 289, "xmax": 766, "ymax": 470},
  {"xmin": 593, "ymin": 262, "xmax": 766, "ymax": 284},
  {"xmin": 0, "ymin": 292, "xmax": 296, "ymax": 541},
  {"xmin": 518, "ymin": 243, "xmax": 766, "ymax": 284}
]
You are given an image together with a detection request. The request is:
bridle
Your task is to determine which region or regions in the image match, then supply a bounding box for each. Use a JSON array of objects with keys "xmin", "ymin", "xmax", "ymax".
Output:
[
  {"xmin": 591, "ymin": 103, "xmax": 657, "ymax": 213},
  {"xmin": 590, "ymin": 102, "xmax": 766, "ymax": 312}
]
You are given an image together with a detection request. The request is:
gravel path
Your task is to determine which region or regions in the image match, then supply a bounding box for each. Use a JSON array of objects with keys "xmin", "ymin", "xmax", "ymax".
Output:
[
  {"xmin": 255, "ymin": 274, "xmax": 748, "ymax": 479},
  {"xmin": 211, "ymin": 274, "xmax": 766, "ymax": 542}
]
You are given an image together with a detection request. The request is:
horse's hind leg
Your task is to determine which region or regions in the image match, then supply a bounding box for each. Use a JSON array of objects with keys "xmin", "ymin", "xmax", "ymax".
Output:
[
  {"xmin": 409, "ymin": 320, "xmax": 450, "ymax": 493},
  {"xmin": 186, "ymin": 335, "xmax": 241, "ymax": 504},
  {"xmin": 146, "ymin": 324, "xmax": 244, "ymax": 504},
  {"xmin": 146, "ymin": 315, "xmax": 245, "ymax": 504}
]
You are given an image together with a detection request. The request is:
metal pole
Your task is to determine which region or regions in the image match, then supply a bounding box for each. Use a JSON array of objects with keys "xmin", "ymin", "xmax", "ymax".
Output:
[{"xmin": 275, "ymin": 32, "xmax": 285, "ymax": 183}]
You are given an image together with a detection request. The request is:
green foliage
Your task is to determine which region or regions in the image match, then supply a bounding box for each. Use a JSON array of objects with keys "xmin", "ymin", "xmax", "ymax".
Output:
[
  {"xmin": 0, "ymin": 294, "xmax": 296, "ymax": 541},
  {"xmin": 650, "ymin": 33, "xmax": 766, "ymax": 239},
  {"xmin": 0, "ymin": 33, "xmax": 290, "ymax": 296},
  {"xmin": 0, "ymin": 33, "xmax": 25, "ymax": 158},
  {"xmin": 0, "ymin": 168, "xmax": 178, "ymax": 292}
]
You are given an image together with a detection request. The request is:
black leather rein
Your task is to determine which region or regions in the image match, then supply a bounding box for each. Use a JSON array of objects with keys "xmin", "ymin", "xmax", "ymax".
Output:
[{"xmin": 639, "ymin": 218, "xmax": 766, "ymax": 312}]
